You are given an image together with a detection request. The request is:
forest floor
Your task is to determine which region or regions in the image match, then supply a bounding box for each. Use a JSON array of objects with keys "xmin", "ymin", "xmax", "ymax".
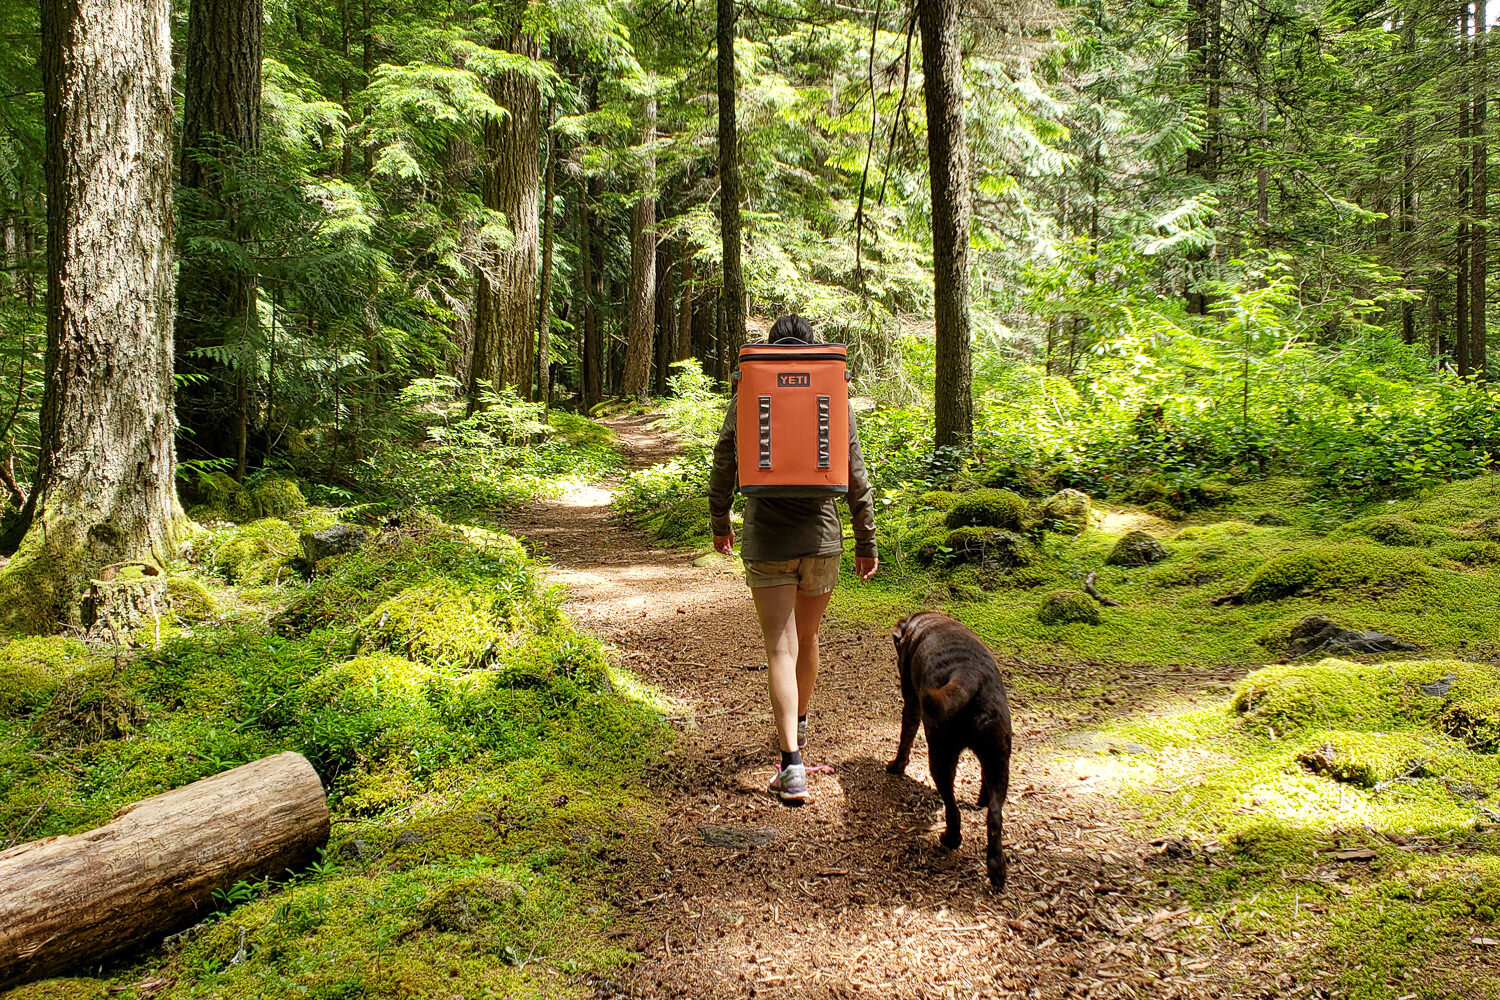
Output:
[{"xmin": 504, "ymin": 415, "xmax": 1294, "ymax": 1000}]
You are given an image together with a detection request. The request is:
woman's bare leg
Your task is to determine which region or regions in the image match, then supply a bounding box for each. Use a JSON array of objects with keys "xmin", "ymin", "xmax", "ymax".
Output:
[
  {"xmin": 794, "ymin": 589, "xmax": 833, "ymax": 717},
  {"xmin": 751, "ymin": 583, "xmax": 800, "ymax": 753}
]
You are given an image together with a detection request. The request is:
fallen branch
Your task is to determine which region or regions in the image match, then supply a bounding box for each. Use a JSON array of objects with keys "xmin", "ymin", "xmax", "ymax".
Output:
[{"xmin": 1083, "ymin": 572, "xmax": 1123, "ymax": 607}]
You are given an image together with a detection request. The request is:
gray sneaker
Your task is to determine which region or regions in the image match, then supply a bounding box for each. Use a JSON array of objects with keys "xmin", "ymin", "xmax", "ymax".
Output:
[
  {"xmin": 797, "ymin": 716, "xmax": 808, "ymax": 750},
  {"xmin": 768, "ymin": 763, "xmax": 809, "ymax": 804}
]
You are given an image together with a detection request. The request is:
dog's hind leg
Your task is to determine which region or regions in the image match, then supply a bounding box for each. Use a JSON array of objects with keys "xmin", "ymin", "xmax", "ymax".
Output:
[
  {"xmin": 977, "ymin": 747, "xmax": 1010, "ymax": 890},
  {"xmin": 929, "ymin": 741, "xmax": 962, "ymax": 850}
]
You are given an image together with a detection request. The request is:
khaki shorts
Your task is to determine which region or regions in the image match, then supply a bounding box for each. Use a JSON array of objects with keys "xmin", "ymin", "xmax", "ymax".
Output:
[{"xmin": 743, "ymin": 554, "xmax": 841, "ymax": 595}]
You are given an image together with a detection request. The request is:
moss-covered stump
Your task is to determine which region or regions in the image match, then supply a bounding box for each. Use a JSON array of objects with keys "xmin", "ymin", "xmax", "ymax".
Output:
[
  {"xmin": 1039, "ymin": 489, "xmax": 1090, "ymax": 535},
  {"xmin": 1233, "ymin": 543, "xmax": 1426, "ymax": 604},
  {"xmin": 194, "ymin": 471, "xmax": 259, "ymax": 523},
  {"xmin": 211, "ymin": 518, "xmax": 300, "ymax": 585},
  {"xmin": 1105, "ymin": 530, "xmax": 1168, "ymax": 567},
  {"xmin": 944, "ymin": 488, "xmax": 1032, "ymax": 532},
  {"xmin": 0, "ymin": 637, "xmax": 92, "ymax": 717},
  {"xmin": 1037, "ymin": 590, "xmax": 1101, "ymax": 626},
  {"xmin": 165, "ymin": 577, "xmax": 219, "ymax": 621},
  {"xmin": 1233, "ymin": 658, "xmax": 1500, "ymax": 748}
]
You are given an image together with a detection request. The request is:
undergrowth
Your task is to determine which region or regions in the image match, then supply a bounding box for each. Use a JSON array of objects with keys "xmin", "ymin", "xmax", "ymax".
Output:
[{"xmin": 0, "ymin": 503, "xmax": 669, "ymax": 1000}]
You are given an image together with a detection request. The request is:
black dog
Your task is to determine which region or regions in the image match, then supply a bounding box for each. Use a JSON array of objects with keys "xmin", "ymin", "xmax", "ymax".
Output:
[{"xmin": 887, "ymin": 611, "xmax": 1013, "ymax": 890}]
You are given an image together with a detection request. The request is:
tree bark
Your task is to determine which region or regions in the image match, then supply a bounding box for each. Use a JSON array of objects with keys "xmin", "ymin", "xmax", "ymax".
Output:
[
  {"xmin": 623, "ymin": 96, "xmax": 657, "ymax": 398},
  {"xmin": 654, "ymin": 240, "xmax": 676, "ymax": 395},
  {"xmin": 1184, "ymin": 0, "xmax": 1221, "ymax": 315},
  {"xmin": 536, "ymin": 100, "xmax": 557, "ymax": 408},
  {"xmin": 717, "ymin": 0, "xmax": 746, "ymax": 356},
  {"xmin": 917, "ymin": 0, "xmax": 974, "ymax": 450},
  {"xmin": 0, "ymin": 0, "xmax": 182, "ymax": 631},
  {"xmin": 470, "ymin": 23, "xmax": 541, "ymax": 404},
  {"xmin": 579, "ymin": 177, "xmax": 603, "ymax": 408},
  {"xmin": 677, "ymin": 246, "xmax": 695, "ymax": 361},
  {"xmin": 1474, "ymin": 0, "xmax": 1489, "ymax": 379},
  {"xmin": 175, "ymin": 0, "xmax": 263, "ymax": 475},
  {"xmin": 0, "ymin": 753, "xmax": 329, "ymax": 988},
  {"xmin": 1459, "ymin": 4, "xmax": 1474, "ymax": 375}
]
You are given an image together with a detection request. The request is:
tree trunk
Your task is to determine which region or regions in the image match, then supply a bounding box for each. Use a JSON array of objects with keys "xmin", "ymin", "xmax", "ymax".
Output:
[
  {"xmin": 1184, "ymin": 0, "xmax": 1221, "ymax": 315},
  {"xmin": 917, "ymin": 0, "xmax": 974, "ymax": 450},
  {"xmin": 175, "ymin": 0, "xmax": 262, "ymax": 474},
  {"xmin": 536, "ymin": 100, "xmax": 557, "ymax": 408},
  {"xmin": 1474, "ymin": 0, "xmax": 1489, "ymax": 379},
  {"xmin": 1459, "ymin": 4, "xmax": 1474, "ymax": 375},
  {"xmin": 623, "ymin": 96, "xmax": 657, "ymax": 398},
  {"xmin": 470, "ymin": 25, "xmax": 541, "ymax": 404},
  {"xmin": 0, "ymin": 0, "xmax": 182, "ymax": 632},
  {"xmin": 0, "ymin": 753, "xmax": 329, "ymax": 988},
  {"xmin": 579, "ymin": 178, "xmax": 603, "ymax": 409},
  {"xmin": 654, "ymin": 240, "xmax": 676, "ymax": 395},
  {"xmin": 677, "ymin": 247, "xmax": 695, "ymax": 361},
  {"xmin": 717, "ymin": 0, "xmax": 746, "ymax": 356}
]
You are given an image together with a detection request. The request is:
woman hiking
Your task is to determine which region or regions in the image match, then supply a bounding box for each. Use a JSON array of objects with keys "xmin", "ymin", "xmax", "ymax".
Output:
[{"xmin": 708, "ymin": 314, "xmax": 879, "ymax": 804}]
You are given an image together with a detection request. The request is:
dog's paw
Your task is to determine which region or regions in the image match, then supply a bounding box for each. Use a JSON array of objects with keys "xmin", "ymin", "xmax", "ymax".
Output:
[
  {"xmin": 939, "ymin": 829, "xmax": 962, "ymax": 850},
  {"xmin": 987, "ymin": 856, "xmax": 1007, "ymax": 891},
  {"xmin": 885, "ymin": 759, "xmax": 907, "ymax": 775}
]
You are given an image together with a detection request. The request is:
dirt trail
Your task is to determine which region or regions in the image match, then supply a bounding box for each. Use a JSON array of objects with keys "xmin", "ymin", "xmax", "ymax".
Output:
[{"xmin": 505, "ymin": 414, "xmax": 1272, "ymax": 1000}]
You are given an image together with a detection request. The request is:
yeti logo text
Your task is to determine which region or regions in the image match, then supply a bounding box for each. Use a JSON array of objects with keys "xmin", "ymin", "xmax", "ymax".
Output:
[{"xmin": 777, "ymin": 372, "xmax": 811, "ymax": 387}]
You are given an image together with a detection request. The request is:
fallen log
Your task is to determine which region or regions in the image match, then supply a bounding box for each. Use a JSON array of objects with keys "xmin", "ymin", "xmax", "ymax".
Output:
[{"xmin": 0, "ymin": 751, "xmax": 329, "ymax": 988}]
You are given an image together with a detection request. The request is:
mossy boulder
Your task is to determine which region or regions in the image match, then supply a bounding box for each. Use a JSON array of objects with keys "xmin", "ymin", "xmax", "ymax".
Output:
[
  {"xmin": 1232, "ymin": 658, "xmax": 1500, "ymax": 743},
  {"xmin": 354, "ymin": 580, "xmax": 501, "ymax": 669},
  {"xmin": 253, "ymin": 476, "xmax": 307, "ymax": 518},
  {"xmin": 166, "ymin": 576, "xmax": 220, "ymax": 621},
  {"xmin": 1105, "ymin": 530, "xmax": 1169, "ymax": 567},
  {"xmin": 1295, "ymin": 730, "xmax": 1463, "ymax": 788},
  {"xmin": 1039, "ymin": 489, "xmax": 1090, "ymax": 535},
  {"xmin": 1037, "ymin": 590, "xmax": 1101, "ymax": 626},
  {"xmin": 640, "ymin": 494, "xmax": 711, "ymax": 544},
  {"xmin": 1330, "ymin": 515, "xmax": 1441, "ymax": 547},
  {"xmin": 941, "ymin": 527, "xmax": 1036, "ymax": 568},
  {"xmin": 301, "ymin": 523, "xmax": 370, "ymax": 565},
  {"xmin": 1235, "ymin": 544, "xmax": 1426, "ymax": 604},
  {"xmin": 0, "ymin": 636, "xmax": 91, "ymax": 717},
  {"xmin": 944, "ymin": 488, "xmax": 1031, "ymax": 532},
  {"xmin": 212, "ymin": 518, "xmax": 300, "ymax": 585}
]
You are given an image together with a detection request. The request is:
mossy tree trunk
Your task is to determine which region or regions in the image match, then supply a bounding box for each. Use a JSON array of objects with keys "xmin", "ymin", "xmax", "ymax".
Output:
[
  {"xmin": 0, "ymin": 0, "xmax": 181, "ymax": 633},
  {"xmin": 175, "ymin": 0, "xmax": 262, "ymax": 478},
  {"xmin": 917, "ymin": 0, "xmax": 974, "ymax": 450},
  {"xmin": 470, "ymin": 19, "xmax": 541, "ymax": 405},
  {"xmin": 717, "ymin": 0, "xmax": 746, "ymax": 356},
  {"xmin": 623, "ymin": 95, "xmax": 657, "ymax": 399}
]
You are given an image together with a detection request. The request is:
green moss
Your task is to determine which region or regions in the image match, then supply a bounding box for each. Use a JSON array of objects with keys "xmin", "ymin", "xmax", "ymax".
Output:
[
  {"xmin": 1432, "ymin": 540, "xmax": 1500, "ymax": 567},
  {"xmin": 1236, "ymin": 544, "xmax": 1428, "ymax": 604},
  {"xmin": 1295, "ymin": 729, "xmax": 1466, "ymax": 788},
  {"xmin": 943, "ymin": 488, "xmax": 1031, "ymax": 532},
  {"xmin": 166, "ymin": 575, "xmax": 220, "ymax": 621},
  {"xmin": 1105, "ymin": 530, "xmax": 1169, "ymax": 566},
  {"xmin": 1233, "ymin": 657, "xmax": 1500, "ymax": 738},
  {"xmin": 1039, "ymin": 489, "xmax": 1090, "ymax": 534},
  {"xmin": 32, "ymin": 661, "xmax": 148, "ymax": 744},
  {"xmin": 638, "ymin": 494, "xmax": 710, "ymax": 545},
  {"xmin": 253, "ymin": 476, "xmax": 307, "ymax": 519},
  {"xmin": 211, "ymin": 518, "xmax": 300, "ymax": 585},
  {"xmin": 940, "ymin": 526, "xmax": 1037, "ymax": 568},
  {"xmin": 196, "ymin": 470, "xmax": 259, "ymax": 523},
  {"xmin": 353, "ymin": 580, "xmax": 502, "ymax": 669},
  {"xmin": 0, "ymin": 636, "xmax": 91, "ymax": 716},
  {"xmin": 1329, "ymin": 514, "xmax": 1443, "ymax": 547},
  {"xmin": 0, "ymin": 979, "xmax": 110, "ymax": 1000},
  {"xmin": 1037, "ymin": 590, "xmax": 1101, "ymax": 626},
  {"xmin": 916, "ymin": 490, "xmax": 962, "ymax": 512}
]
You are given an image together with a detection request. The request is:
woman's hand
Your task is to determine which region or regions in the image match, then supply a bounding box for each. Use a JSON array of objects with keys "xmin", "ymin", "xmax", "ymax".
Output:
[
  {"xmin": 856, "ymin": 555, "xmax": 879, "ymax": 581},
  {"xmin": 714, "ymin": 530, "xmax": 735, "ymax": 556}
]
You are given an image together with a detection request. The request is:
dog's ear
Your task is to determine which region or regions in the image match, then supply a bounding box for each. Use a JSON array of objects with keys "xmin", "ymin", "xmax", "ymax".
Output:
[{"xmin": 892, "ymin": 615, "xmax": 910, "ymax": 649}]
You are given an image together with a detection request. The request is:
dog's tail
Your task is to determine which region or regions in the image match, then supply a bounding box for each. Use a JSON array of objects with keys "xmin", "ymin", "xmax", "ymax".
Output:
[{"xmin": 921, "ymin": 674, "xmax": 982, "ymax": 722}]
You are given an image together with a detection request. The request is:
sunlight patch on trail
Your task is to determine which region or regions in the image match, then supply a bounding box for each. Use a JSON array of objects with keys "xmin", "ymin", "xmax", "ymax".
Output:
[{"xmin": 554, "ymin": 483, "xmax": 615, "ymax": 508}]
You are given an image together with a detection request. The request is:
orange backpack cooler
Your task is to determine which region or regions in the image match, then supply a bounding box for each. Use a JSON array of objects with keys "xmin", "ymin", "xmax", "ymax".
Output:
[{"xmin": 733, "ymin": 342, "xmax": 850, "ymax": 497}]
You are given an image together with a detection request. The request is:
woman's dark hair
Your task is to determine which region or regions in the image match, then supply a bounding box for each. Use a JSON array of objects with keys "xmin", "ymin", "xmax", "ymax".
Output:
[{"xmin": 769, "ymin": 314, "xmax": 817, "ymax": 344}]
